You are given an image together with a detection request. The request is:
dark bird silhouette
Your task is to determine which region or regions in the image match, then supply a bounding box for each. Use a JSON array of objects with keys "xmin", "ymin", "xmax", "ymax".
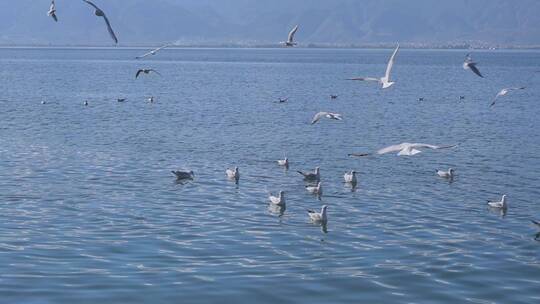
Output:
[{"xmin": 82, "ymin": 0, "xmax": 118, "ymax": 44}]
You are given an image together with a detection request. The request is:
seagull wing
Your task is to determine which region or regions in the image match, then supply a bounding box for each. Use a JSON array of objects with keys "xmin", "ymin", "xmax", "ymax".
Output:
[
  {"xmin": 384, "ymin": 44, "xmax": 399, "ymax": 80},
  {"xmin": 82, "ymin": 0, "xmax": 100, "ymax": 10},
  {"xmin": 149, "ymin": 69, "xmax": 162, "ymax": 76},
  {"xmin": 468, "ymin": 63, "xmax": 484, "ymax": 78},
  {"xmin": 288, "ymin": 25, "xmax": 299, "ymax": 43},
  {"xmin": 311, "ymin": 112, "xmax": 327, "ymax": 124},
  {"xmin": 377, "ymin": 143, "xmax": 407, "ymax": 155},
  {"xmin": 50, "ymin": 12, "xmax": 58, "ymax": 22},
  {"xmin": 101, "ymin": 14, "xmax": 118, "ymax": 44},
  {"xmin": 136, "ymin": 50, "xmax": 153, "ymax": 59},
  {"xmin": 411, "ymin": 143, "xmax": 458, "ymax": 150},
  {"xmin": 135, "ymin": 69, "xmax": 143, "ymax": 78},
  {"xmin": 348, "ymin": 77, "xmax": 380, "ymax": 82}
]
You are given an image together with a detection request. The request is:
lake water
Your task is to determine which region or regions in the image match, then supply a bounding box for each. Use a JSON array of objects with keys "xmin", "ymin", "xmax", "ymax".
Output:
[{"xmin": 0, "ymin": 47, "xmax": 539, "ymax": 303}]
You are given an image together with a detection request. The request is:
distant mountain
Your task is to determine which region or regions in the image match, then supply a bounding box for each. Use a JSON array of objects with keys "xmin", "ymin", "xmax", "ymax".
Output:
[{"xmin": 0, "ymin": 0, "xmax": 539, "ymax": 46}]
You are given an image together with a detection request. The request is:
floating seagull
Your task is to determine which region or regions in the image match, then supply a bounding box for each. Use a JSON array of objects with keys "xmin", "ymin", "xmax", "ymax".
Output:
[
  {"xmin": 311, "ymin": 112, "xmax": 342, "ymax": 124},
  {"xmin": 84, "ymin": 100, "xmax": 89, "ymax": 106},
  {"xmin": 487, "ymin": 195, "xmax": 507, "ymax": 209},
  {"xmin": 47, "ymin": 0, "xmax": 58, "ymax": 22},
  {"xmin": 226, "ymin": 167, "xmax": 240, "ymax": 183},
  {"xmin": 308, "ymin": 205, "xmax": 328, "ymax": 224},
  {"xmin": 297, "ymin": 167, "xmax": 320, "ymax": 182},
  {"xmin": 278, "ymin": 97, "xmax": 289, "ymax": 103},
  {"xmin": 269, "ymin": 191, "xmax": 285, "ymax": 207},
  {"xmin": 490, "ymin": 87, "xmax": 526, "ymax": 107},
  {"xmin": 171, "ymin": 170, "xmax": 194, "ymax": 180},
  {"xmin": 41, "ymin": 100, "xmax": 47, "ymax": 105},
  {"xmin": 350, "ymin": 142, "xmax": 458, "ymax": 157},
  {"xmin": 147, "ymin": 96, "xmax": 155, "ymax": 103},
  {"xmin": 136, "ymin": 69, "xmax": 161, "ymax": 79},
  {"xmin": 82, "ymin": 0, "xmax": 118, "ymax": 44},
  {"xmin": 348, "ymin": 44, "xmax": 399, "ymax": 89},
  {"xmin": 330, "ymin": 95, "xmax": 338, "ymax": 99},
  {"xmin": 418, "ymin": 97, "xmax": 425, "ymax": 101},
  {"xmin": 459, "ymin": 96, "xmax": 465, "ymax": 100},
  {"xmin": 437, "ymin": 168, "xmax": 455, "ymax": 179},
  {"xmin": 344, "ymin": 170, "xmax": 357, "ymax": 184},
  {"xmin": 136, "ymin": 44, "xmax": 169, "ymax": 59},
  {"xmin": 463, "ymin": 53, "xmax": 483, "ymax": 78},
  {"xmin": 117, "ymin": 98, "xmax": 126, "ymax": 102},
  {"xmin": 306, "ymin": 182, "xmax": 323, "ymax": 196},
  {"xmin": 281, "ymin": 25, "xmax": 299, "ymax": 47},
  {"xmin": 277, "ymin": 157, "xmax": 289, "ymax": 168}
]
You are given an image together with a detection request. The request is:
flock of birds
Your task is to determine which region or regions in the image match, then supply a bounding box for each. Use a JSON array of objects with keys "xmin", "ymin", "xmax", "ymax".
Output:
[{"xmin": 43, "ymin": 1, "xmax": 539, "ymax": 236}]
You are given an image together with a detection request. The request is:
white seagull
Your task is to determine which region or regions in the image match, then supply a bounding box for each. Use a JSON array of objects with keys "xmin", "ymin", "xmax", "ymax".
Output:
[
  {"xmin": 348, "ymin": 44, "xmax": 399, "ymax": 89},
  {"xmin": 269, "ymin": 191, "xmax": 285, "ymax": 206},
  {"xmin": 311, "ymin": 112, "xmax": 342, "ymax": 124},
  {"xmin": 297, "ymin": 167, "xmax": 320, "ymax": 182},
  {"xmin": 308, "ymin": 205, "xmax": 328, "ymax": 224},
  {"xmin": 351, "ymin": 142, "xmax": 458, "ymax": 157},
  {"xmin": 226, "ymin": 167, "xmax": 240, "ymax": 183},
  {"xmin": 277, "ymin": 157, "xmax": 289, "ymax": 168},
  {"xmin": 282, "ymin": 25, "xmax": 299, "ymax": 47},
  {"xmin": 171, "ymin": 170, "xmax": 194, "ymax": 180},
  {"xmin": 490, "ymin": 87, "xmax": 526, "ymax": 107},
  {"xmin": 82, "ymin": 0, "xmax": 118, "ymax": 44},
  {"xmin": 344, "ymin": 170, "xmax": 357, "ymax": 184},
  {"xmin": 463, "ymin": 53, "xmax": 483, "ymax": 78},
  {"xmin": 306, "ymin": 182, "xmax": 323, "ymax": 196},
  {"xmin": 136, "ymin": 44, "xmax": 169, "ymax": 59},
  {"xmin": 487, "ymin": 195, "xmax": 508, "ymax": 209},
  {"xmin": 437, "ymin": 168, "xmax": 455, "ymax": 179},
  {"xmin": 47, "ymin": 0, "xmax": 58, "ymax": 22}
]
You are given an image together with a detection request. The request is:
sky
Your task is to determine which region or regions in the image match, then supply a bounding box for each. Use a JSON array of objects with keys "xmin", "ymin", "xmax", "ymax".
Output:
[{"xmin": 0, "ymin": 0, "xmax": 539, "ymax": 46}]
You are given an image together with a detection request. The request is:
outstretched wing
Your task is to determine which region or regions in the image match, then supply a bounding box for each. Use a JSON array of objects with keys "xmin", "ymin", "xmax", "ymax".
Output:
[
  {"xmin": 102, "ymin": 14, "xmax": 118, "ymax": 44},
  {"xmin": 136, "ymin": 50, "xmax": 153, "ymax": 59},
  {"xmin": 468, "ymin": 63, "xmax": 483, "ymax": 78},
  {"xmin": 412, "ymin": 143, "xmax": 457, "ymax": 150},
  {"xmin": 82, "ymin": 0, "xmax": 100, "ymax": 11},
  {"xmin": 384, "ymin": 44, "xmax": 399, "ymax": 80},
  {"xmin": 149, "ymin": 69, "xmax": 162, "ymax": 76},
  {"xmin": 135, "ymin": 69, "xmax": 143, "ymax": 78},
  {"xmin": 288, "ymin": 25, "xmax": 299, "ymax": 43},
  {"xmin": 311, "ymin": 112, "xmax": 326, "ymax": 124},
  {"xmin": 347, "ymin": 77, "xmax": 380, "ymax": 82},
  {"xmin": 377, "ymin": 143, "xmax": 407, "ymax": 155}
]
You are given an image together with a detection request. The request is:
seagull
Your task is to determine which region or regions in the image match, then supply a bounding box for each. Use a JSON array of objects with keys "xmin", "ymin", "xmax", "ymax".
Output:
[
  {"xmin": 344, "ymin": 170, "xmax": 357, "ymax": 184},
  {"xmin": 136, "ymin": 69, "xmax": 161, "ymax": 79},
  {"xmin": 459, "ymin": 96, "xmax": 465, "ymax": 100},
  {"xmin": 281, "ymin": 25, "xmax": 299, "ymax": 47},
  {"xmin": 311, "ymin": 112, "xmax": 342, "ymax": 124},
  {"xmin": 82, "ymin": 0, "xmax": 118, "ymax": 44},
  {"xmin": 490, "ymin": 87, "xmax": 526, "ymax": 107},
  {"xmin": 307, "ymin": 205, "xmax": 328, "ymax": 224},
  {"xmin": 136, "ymin": 44, "xmax": 169, "ymax": 59},
  {"xmin": 278, "ymin": 97, "xmax": 289, "ymax": 103},
  {"xmin": 487, "ymin": 195, "xmax": 508, "ymax": 209},
  {"xmin": 436, "ymin": 168, "xmax": 455, "ymax": 179},
  {"xmin": 330, "ymin": 95, "xmax": 338, "ymax": 99},
  {"xmin": 171, "ymin": 170, "xmax": 194, "ymax": 180},
  {"xmin": 277, "ymin": 157, "xmax": 289, "ymax": 168},
  {"xmin": 84, "ymin": 100, "xmax": 89, "ymax": 106},
  {"xmin": 348, "ymin": 44, "xmax": 399, "ymax": 89},
  {"xmin": 117, "ymin": 98, "xmax": 126, "ymax": 102},
  {"xmin": 226, "ymin": 167, "xmax": 240, "ymax": 183},
  {"xmin": 350, "ymin": 142, "xmax": 458, "ymax": 157},
  {"xmin": 147, "ymin": 96, "xmax": 155, "ymax": 103},
  {"xmin": 418, "ymin": 97, "xmax": 425, "ymax": 101},
  {"xmin": 47, "ymin": 0, "xmax": 58, "ymax": 22},
  {"xmin": 269, "ymin": 191, "xmax": 285, "ymax": 206},
  {"xmin": 297, "ymin": 167, "xmax": 320, "ymax": 182},
  {"xmin": 463, "ymin": 53, "xmax": 483, "ymax": 78},
  {"xmin": 41, "ymin": 100, "xmax": 47, "ymax": 105},
  {"xmin": 306, "ymin": 182, "xmax": 323, "ymax": 196}
]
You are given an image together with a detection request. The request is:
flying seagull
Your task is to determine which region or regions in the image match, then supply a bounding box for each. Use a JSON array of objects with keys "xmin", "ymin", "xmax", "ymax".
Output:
[
  {"xmin": 307, "ymin": 205, "xmax": 328, "ymax": 225},
  {"xmin": 463, "ymin": 53, "xmax": 483, "ymax": 78},
  {"xmin": 136, "ymin": 44, "xmax": 169, "ymax": 59},
  {"xmin": 437, "ymin": 168, "xmax": 455, "ymax": 179},
  {"xmin": 47, "ymin": 0, "xmax": 58, "ymax": 22},
  {"xmin": 297, "ymin": 167, "xmax": 320, "ymax": 182},
  {"xmin": 136, "ymin": 69, "xmax": 162, "ymax": 79},
  {"xmin": 282, "ymin": 25, "xmax": 299, "ymax": 47},
  {"xmin": 311, "ymin": 112, "xmax": 342, "ymax": 124},
  {"xmin": 82, "ymin": 0, "xmax": 118, "ymax": 44},
  {"xmin": 269, "ymin": 191, "xmax": 285, "ymax": 207},
  {"xmin": 348, "ymin": 44, "xmax": 399, "ymax": 89},
  {"xmin": 171, "ymin": 170, "xmax": 194, "ymax": 180},
  {"xmin": 490, "ymin": 87, "xmax": 526, "ymax": 107},
  {"xmin": 487, "ymin": 195, "xmax": 507, "ymax": 209},
  {"xmin": 349, "ymin": 142, "xmax": 458, "ymax": 157}
]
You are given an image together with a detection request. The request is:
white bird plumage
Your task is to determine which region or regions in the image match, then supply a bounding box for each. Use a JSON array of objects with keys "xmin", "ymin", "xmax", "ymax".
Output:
[
  {"xmin": 308, "ymin": 205, "xmax": 328, "ymax": 224},
  {"xmin": 136, "ymin": 44, "xmax": 169, "ymax": 59},
  {"xmin": 463, "ymin": 53, "xmax": 483, "ymax": 78},
  {"xmin": 487, "ymin": 195, "xmax": 508, "ymax": 209},
  {"xmin": 269, "ymin": 191, "xmax": 285, "ymax": 206},
  {"xmin": 490, "ymin": 87, "xmax": 526, "ymax": 107},
  {"xmin": 306, "ymin": 182, "xmax": 322, "ymax": 196},
  {"xmin": 277, "ymin": 157, "xmax": 289, "ymax": 168},
  {"xmin": 377, "ymin": 142, "xmax": 458, "ymax": 156},
  {"xmin": 437, "ymin": 168, "xmax": 455, "ymax": 179},
  {"xmin": 349, "ymin": 44, "xmax": 399, "ymax": 89},
  {"xmin": 344, "ymin": 170, "xmax": 357, "ymax": 184},
  {"xmin": 226, "ymin": 166, "xmax": 240, "ymax": 182},
  {"xmin": 282, "ymin": 25, "xmax": 299, "ymax": 47},
  {"xmin": 311, "ymin": 112, "xmax": 342, "ymax": 124},
  {"xmin": 47, "ymin": 0, "xmax": 58, "ymax": 22}
]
